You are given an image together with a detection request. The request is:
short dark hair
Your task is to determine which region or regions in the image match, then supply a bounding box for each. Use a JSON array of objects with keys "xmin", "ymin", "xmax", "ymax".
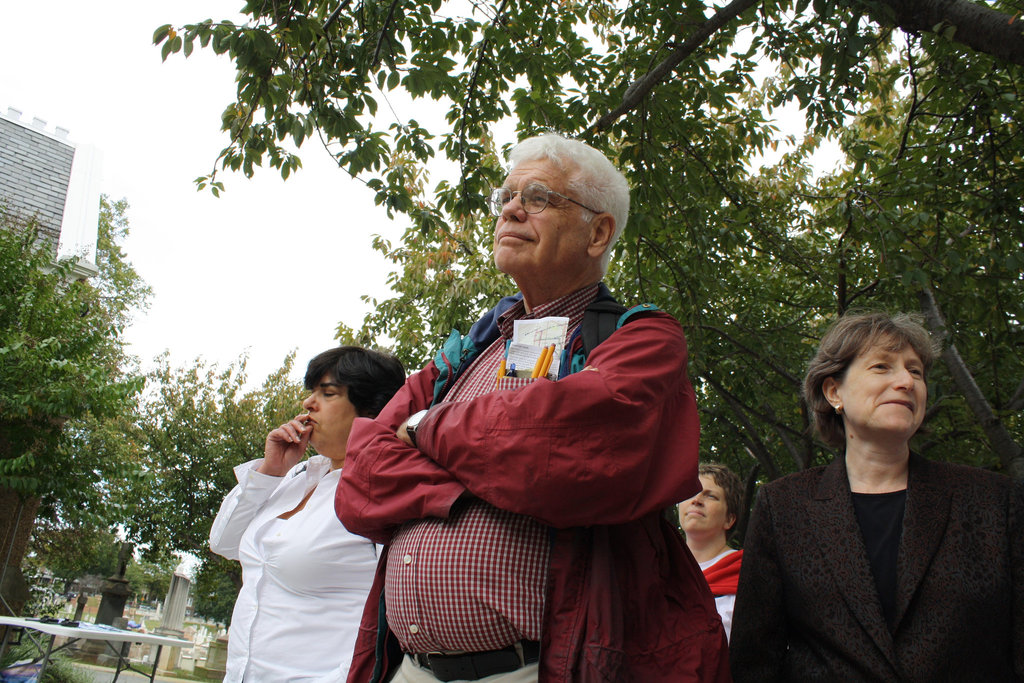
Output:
[
  {"xmin": 698, "ymin": 463, "xmax": 743, "ymax": 534},
  {"xmin": 803, "ymin": 311, "xmax": 939, "ymax": 448},
  {"xmin": 304, "ymin": 346, "xmax": 405, "ymax": 418}
]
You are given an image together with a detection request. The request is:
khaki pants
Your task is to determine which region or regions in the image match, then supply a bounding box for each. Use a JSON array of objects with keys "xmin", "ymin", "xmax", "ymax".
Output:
[{"xmin": 388, "ymin": 654, "xmax": 539, "ymax": 683}]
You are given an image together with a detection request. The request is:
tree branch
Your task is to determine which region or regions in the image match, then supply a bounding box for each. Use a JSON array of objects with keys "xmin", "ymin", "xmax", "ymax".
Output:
[
  {"xmin": 918, "ymin": 286, "xmax": 1024, "ymax": 481},
  {"xmin": 1007, "ymin": 376, "xmax": 1024, "ymax": 412},
  {"xmin": 701, "ymin": 372, "xmax": 784, "ymax": 480},
  {"xmin": 589, "ymin": 0, "xmax": 758, "ymax": 132},
  {"xmin": 322, "ymin": 0, "xmax": 353, "ymax": 32},
  {"xmin": 371, "ymin": 0, "xmax": 401, "ymax": 68},
  {"xmin": 591, "ymin": 0, "xmax": 1024, "ymax": 136},
  {"xmin": 872, "ymin": 0, "xmax": 1024, "ymax": 68},
  {"xmin": 700, "ymin": 324, "xmax": 802, "ymax": 386}
]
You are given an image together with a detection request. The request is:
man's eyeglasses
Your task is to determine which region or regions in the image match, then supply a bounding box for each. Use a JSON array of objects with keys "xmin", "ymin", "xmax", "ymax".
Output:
[{"xmin": 487, "ymin": 182, "xmax": 602, "ymax": 217}]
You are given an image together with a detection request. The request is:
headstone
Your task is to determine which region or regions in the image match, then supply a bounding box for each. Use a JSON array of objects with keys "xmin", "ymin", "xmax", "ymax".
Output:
[
  {"xmin": 154, "ymin": 562, "xmax": 192, "ymax": 675},
  {"xmin": 80, "ymin": 542, "xmax": 133, "ymax": 665},
  {"xmin": 73, "ymin": 591, "xmax": 88, "ymax": 621},
  {"xmin": 198, "ymin": 633, "xmax": 229, "ymax": 681}
]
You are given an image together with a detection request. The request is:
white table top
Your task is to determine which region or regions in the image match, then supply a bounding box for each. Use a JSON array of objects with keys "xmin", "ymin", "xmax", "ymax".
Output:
[{"xmin": 0, "ymin": 616, "xmax": 192, "ymax": 648}]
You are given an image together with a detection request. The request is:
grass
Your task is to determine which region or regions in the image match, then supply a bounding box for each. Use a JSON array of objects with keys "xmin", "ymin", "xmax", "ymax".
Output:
[{"xmin": 1, "ymin": 644, "xmax": 93, "ymax": 683}]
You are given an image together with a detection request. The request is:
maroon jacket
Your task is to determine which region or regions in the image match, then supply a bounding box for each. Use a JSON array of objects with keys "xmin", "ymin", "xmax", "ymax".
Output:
[{"xmin": 337, "ymin": 311, "xmax": 731, "ymax": 682}]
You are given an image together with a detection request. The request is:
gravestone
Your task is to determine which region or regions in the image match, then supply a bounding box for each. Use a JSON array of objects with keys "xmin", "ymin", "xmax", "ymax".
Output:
[
  {"xmin": 80, "ymin": 542, "xmax": 133, "ymax": 665},
  {"xmin": 154, "ymin": 563, "xmax": 192, "ymax": 674}
]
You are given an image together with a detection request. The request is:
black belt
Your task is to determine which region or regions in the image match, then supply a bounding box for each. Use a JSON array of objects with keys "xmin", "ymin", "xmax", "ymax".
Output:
[{"xmin": 411, "ymin": 640, "xmax": 540, "ymax": 681}]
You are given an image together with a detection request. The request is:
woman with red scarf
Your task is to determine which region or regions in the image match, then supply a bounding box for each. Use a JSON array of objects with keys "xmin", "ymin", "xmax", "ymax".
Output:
[{"xmin": 679, "ymin": 463, "xmax": 744, "ymax": 639}]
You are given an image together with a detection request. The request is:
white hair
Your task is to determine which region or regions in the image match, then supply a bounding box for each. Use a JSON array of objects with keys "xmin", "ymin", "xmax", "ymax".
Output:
[{"xmin": 508, "ymin": 133, "xmax": 629, "ymax": 273}]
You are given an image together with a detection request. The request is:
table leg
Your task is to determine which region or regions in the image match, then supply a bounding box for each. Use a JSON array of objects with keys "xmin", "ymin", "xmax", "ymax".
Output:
[
  {"xmin": 112, "ymin": 640, "xmax": 129, "ymax": 682},
  {"xmin": 148, "ymin": 645, "xmax": 164, "ymax": 683},
  {"xmin": 0, "ymin": 624, "xmax": 11, "ymax": 664},
  {"xmin": 36, "ymin": 634, "xmax": 57, "ymax": 680}
]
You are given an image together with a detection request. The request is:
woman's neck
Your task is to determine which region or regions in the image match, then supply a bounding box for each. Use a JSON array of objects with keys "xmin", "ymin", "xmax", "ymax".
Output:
[
  {"xmin": 320, "ymin": 449, "xmax": 346, "ymax": 471},
  {"xmin": 686, "ymin": 534, "xmax": 731, "ymax": 563},
  {"xmin": 845, "ymin": 442, "xmax": 909, "ymax": 493}
]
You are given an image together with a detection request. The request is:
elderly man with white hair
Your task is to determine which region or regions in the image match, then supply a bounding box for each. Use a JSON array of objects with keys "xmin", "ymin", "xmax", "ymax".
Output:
[{"xmin": 336, "ymin": 133, "xmax": 730, "ymax": 683}]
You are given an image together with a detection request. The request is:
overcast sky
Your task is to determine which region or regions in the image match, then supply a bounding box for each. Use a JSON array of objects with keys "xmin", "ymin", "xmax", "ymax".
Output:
[{"xmin": 1, "ymin": 1, "xmax": 408, "ymax": 388}]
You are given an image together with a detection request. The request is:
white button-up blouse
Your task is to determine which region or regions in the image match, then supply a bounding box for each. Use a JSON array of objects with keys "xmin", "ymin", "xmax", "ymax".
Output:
[{"xmin": 210, "ymin": 456, "xmax": 377, "ymax": 682}]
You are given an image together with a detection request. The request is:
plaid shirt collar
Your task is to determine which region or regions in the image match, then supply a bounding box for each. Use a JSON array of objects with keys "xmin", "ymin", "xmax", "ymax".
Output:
[{"xmin": 496, "ymin": 284, "xmax": 600, "ymax": 340}]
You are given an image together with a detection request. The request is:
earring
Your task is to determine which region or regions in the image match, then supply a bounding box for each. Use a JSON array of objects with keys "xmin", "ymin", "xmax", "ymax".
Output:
[{"xmin": 834, "ymin": 405, "xmax": 843, "ymax": 415}]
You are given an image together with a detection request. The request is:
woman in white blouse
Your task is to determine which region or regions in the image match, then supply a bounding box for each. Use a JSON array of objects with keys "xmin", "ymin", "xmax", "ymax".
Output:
[{"xmin": 210, "ymin": 346, "xmax": 405, "ymax": 683}]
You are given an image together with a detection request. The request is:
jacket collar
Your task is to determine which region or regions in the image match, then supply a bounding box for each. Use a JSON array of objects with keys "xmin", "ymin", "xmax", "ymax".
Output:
[
  {"xmin": 812, "ymin": 453, "xmax": 951, "ymax": 668},
  {"xmin": 813, "ymin": 457, "xmax": 898, "ymax": 666},
  {"xmin": 893, "ymin": 453, "xmax": 950, "ymax": 632}
]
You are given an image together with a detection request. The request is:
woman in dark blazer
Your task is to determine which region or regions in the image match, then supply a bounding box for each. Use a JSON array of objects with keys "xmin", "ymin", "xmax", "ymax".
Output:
[{"xmin": 730, "ymin": 311, "xmax": 1024, "ymax": 682}]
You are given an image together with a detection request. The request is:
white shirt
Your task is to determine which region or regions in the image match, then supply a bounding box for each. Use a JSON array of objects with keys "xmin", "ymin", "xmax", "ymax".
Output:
[
  {"xmin": 699, "ymin": 549, "xmax": 738, "ymax": 641},
  {"xmin": 210, "ymin": 456, "xmax": 377, "ymax": 683}
]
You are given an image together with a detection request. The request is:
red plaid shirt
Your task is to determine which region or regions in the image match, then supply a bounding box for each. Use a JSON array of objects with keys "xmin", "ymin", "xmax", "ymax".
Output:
[{"xmin": 384, "ymin": 285, "xmax": 599, "ymax": 654}]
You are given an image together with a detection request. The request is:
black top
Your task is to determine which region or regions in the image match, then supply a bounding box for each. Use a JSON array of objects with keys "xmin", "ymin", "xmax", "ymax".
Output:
[{"xmin": 851, "ymin": 489, "xmax": 907, "ymax": 629}]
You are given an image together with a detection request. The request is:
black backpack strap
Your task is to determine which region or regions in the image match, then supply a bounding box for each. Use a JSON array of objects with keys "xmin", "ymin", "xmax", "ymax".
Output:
[
  {"xmin": 581, "ymin": 300, "xmax": 662, "ymax": 360},
  {"xmin": 581, "ymin": 299, "xmax": 629, "ymax": 358}
]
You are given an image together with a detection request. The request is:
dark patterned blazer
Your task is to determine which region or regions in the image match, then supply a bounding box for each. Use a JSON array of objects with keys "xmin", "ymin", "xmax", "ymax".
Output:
[{"xmin": 729, "ymin": 453, "xmax": 1024, "ymax": 682}]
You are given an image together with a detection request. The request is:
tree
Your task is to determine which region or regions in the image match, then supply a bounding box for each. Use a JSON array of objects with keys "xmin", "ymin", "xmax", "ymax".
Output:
[
  {"xmin": 125, "ymin": 554, "xmax": 179, "ymax": 604},
  {"xmin": 191, "ymin": 554, "xmax": 241, "ymax": 626},
  {"xmin": 158, "ymin": 0, "xmax": 1024, "ymax": 533},
  {"xmin": 25, "ymin": 525, "xmax": 121, "ymax": 593},
  {"xmin": 123, "ymin": 352, "xmax": 306, "ymax": 622},
  {"xmin": 1, "ymin": 196, "xmax": 150, "ymax": 614},
  {"xmin": 125, "ymin": 353, "xmax": 306, "ymax": 559}
]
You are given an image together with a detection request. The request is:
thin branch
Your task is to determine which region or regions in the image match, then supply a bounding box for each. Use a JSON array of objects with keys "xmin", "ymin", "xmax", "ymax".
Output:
[
  {"xmin": 458, "ymin": 0, "xmax": 510, "ymax": 200},
  {"xmin": 919, "ymin": 286, "xmax": 1024, "ymax": 481},
  {"xmin": 699, "ymin": 324, "xmax": 802, "ymax": 386},
  {"xmin": 371, "ymin": 0, "xmax": 401, "ymax": 68},
  {"xmin": 589, "ymin": 0, "xmax": 758, "ymax": 132},
  {"xmin": 322, "ymin": 0, "xmax": 353, "ymax": 32}
]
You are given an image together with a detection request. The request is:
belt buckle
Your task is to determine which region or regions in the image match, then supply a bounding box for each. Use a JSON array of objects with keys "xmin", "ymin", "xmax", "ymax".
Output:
[
  {"xmin": 510, "ymin": 641, "xmax": 527, "ymax": 666},
  {"xmin": 412, "ymin": 642, "xmax": 532, "ymax": 681},
  {"xmin": 412, "ymin": 651, "xmax": 441, "ymax": 669}
]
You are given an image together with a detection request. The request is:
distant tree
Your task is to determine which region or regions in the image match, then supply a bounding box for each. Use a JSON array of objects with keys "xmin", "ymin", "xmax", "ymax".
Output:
[
  {"xmin": 25, "ymin": 525, "xmax": 120, "ymax": 594},
  {"xmin": 191, "ymin": 554, "xmax": 241, "ymax": 626},
  {"xmin": 124, "ymin": 353, "xmax": 305, "ymax": 559},
  {"xmin": 125, "ymin": 555, "xmax": 178, "ymax": 604},
  {"xmin": 123, "ymin": 353, "xmax": 306, "ymax": 622},
  {"xmin": 0, "ymin": 196, "xmax": 149, "ymax": 614}
]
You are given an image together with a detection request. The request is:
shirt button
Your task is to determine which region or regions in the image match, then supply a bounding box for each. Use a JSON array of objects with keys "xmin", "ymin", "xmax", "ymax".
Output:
[
  {"xmin": 403, "ymin": 554, "xmax": 413, "ymax": 565},
  {"xmin": 409, "ymin": 624, "xmax": 419, "ymax": 634}
]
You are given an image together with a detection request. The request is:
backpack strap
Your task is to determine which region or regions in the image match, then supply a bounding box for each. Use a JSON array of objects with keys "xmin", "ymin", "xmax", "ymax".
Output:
[
  {"xmin": 566, "ymin": 300, "xmax": 659, "ymax": 376},
  {"xmin": 617, "ymin": 302, "xmax": 660, "ymax": 326},
  {"xmin": 434, "ymin": 291, "xmax": 660, "ymax": 396},
  {"xmin": 431, "ymin": 329, "xmax": 472, "ymax": 406},
  {"xmin": 581, "ymin": 299, "xmax": 629, "ymax": 358}
]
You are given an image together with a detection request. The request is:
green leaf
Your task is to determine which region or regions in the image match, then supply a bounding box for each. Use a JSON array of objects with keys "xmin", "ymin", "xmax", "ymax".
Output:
[{"xmin": 152, "ymin": 24, "xmax": 172, "ymax": 44}]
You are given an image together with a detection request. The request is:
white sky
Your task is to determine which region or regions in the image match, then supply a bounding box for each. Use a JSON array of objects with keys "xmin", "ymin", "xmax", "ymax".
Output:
[{"xmin": 1, "ymin": 1, "xmax": 407, "ymax": 387}]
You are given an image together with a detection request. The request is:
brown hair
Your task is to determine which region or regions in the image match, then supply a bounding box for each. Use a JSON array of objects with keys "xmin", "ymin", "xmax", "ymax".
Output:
[
  {"xmin": 698, "ymin": 463, "xmax": 743, "ymax": 535},
  {"xmin": 803, "ymin": 311, "xmax": 939, "ymax": 448}
]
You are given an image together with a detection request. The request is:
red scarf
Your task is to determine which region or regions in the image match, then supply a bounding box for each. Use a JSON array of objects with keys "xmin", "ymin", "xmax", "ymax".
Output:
[{"xmin": 702, "ymin": 550, "xmax": 743, "ymax": 596}]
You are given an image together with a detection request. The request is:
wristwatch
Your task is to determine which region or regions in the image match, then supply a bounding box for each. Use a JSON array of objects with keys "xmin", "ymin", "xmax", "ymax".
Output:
[{"xmin": 406, "ymin": 409, "xmax": 429, "ymax": 447}]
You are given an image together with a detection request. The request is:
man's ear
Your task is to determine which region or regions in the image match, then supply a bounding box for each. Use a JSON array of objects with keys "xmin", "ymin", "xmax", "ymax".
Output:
[{"xmin": 587, "ymin": 213, "xmax": 615, "ymax": 259}]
